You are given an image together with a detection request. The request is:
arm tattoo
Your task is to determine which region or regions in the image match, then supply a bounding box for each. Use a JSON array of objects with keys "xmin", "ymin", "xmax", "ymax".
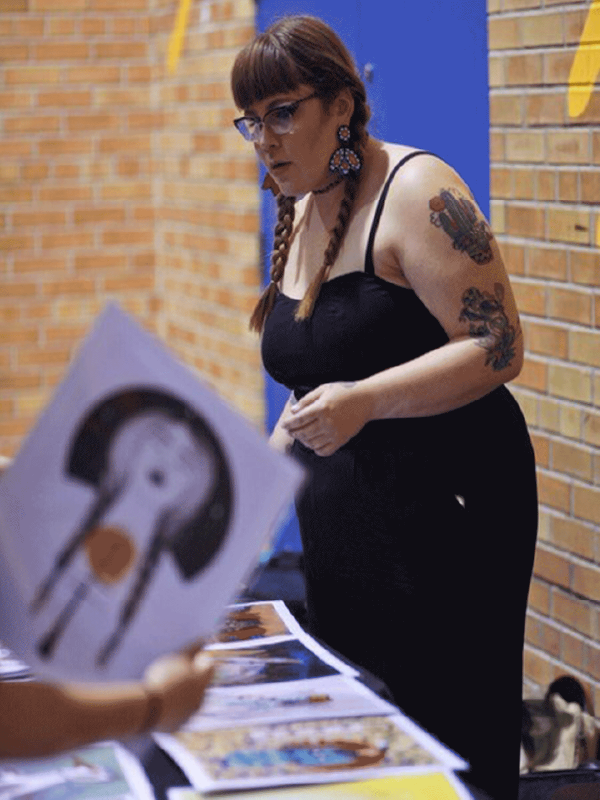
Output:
[
  {"xmin": 429, "ymin": 189, "xmax": 493, "ymax": 265},
  {"xmin": 459, "ymin": 283, "xmax": 519, "ymax": 371}
]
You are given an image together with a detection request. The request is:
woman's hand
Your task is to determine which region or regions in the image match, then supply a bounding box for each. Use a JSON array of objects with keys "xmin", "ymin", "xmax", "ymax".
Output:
[
  {"xmin": 142, "ymin": 651, "xmax": 214, "ymax": 732},
  {"xmin": 281, "ymin": 382, "xmax": 372, "ymax": 457}
]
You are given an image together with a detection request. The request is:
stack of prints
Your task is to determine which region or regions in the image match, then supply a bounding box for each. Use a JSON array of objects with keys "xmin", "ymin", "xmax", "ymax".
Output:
[{"xmin": 155, "ymin": 600, "xmax": 471, "ymax": 798}]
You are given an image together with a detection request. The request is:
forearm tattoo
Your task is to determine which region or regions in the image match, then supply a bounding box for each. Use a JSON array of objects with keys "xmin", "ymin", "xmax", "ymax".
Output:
[
  {"xmin": 459, "ymin": 283, "xmax": 519, "ymax": 371},
  {"xmin": 429, "ymin": 189, "xmax": 493, "ymax": 265}
]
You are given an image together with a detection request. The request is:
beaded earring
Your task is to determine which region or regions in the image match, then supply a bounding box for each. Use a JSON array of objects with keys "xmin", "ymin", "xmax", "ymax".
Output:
[{"xmin": 329, "ymin": 125, "xmax": 361, "ymax": 176}]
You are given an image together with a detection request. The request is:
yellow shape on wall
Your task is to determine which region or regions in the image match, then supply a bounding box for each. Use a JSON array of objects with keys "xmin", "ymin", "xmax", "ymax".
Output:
[
  {"xmin": 568, "ymin": 0, "xmax": 600, "ymax": 117},
  {"xmin": 167, "ymin": 0, "xmax": 193, "ymax": 74}
]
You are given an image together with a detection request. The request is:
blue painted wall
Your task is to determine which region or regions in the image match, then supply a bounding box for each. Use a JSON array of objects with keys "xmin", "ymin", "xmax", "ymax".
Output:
[{"xmin": 256, "ymin": 0, "xmax": 490, "ymax": 553}]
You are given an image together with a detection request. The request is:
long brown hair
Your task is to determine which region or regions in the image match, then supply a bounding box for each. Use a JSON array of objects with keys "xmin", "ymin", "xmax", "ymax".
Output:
[{"xmin": 231, "ymin": 16, "xmax": 371, "ymax": 332}]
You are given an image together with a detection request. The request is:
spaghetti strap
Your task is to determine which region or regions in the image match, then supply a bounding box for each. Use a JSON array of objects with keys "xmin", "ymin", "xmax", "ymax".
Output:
[{"xmin": 364, "ymin": 150, "xmax": 439, "ymax": 275}]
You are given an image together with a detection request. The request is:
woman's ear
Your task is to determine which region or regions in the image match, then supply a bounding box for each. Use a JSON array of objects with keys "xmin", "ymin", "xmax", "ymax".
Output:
[{"xmin": 334, "ymin": 88, "xmax": 354, "ymax": 122}]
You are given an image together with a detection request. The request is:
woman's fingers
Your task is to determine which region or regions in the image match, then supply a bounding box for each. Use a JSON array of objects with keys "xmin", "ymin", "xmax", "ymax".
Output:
[{"xmin": 143, "ymin": 651, "xmax": 214, "ymax": 732}]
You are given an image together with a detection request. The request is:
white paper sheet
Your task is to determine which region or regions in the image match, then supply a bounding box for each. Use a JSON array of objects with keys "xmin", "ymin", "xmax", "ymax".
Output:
[
  {"xmin": 155, "ymin": 713, "xmax": 467, "ymax": 793},
  {"xmin": 0, "ymin": 741, "xmax": 153, "ymax": 800},
  {"xmin": 205, "ymin": 637, "xmax": 357, "ymax": 688},
  {"xmin": 208, "ymin": 601, "xmax": 306, "ymax": 648},
  {"xmin": 178, "ymin": 676, "xmax": 398, "ymax": 731},
  {"xmin": 0, "ymin": 304, "xmax": 304, "ymax": 682}
]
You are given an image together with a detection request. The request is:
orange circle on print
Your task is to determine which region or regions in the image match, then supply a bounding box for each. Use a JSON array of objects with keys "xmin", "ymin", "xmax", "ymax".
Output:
[{"xmin": 85, "ymin": 526, "xmax": 136, "ymax": 584}]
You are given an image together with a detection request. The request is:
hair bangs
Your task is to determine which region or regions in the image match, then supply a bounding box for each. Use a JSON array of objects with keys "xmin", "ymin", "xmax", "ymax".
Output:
[{"xmin": 232, "ymin": 36, "xmax": 301, "ymax": 110}]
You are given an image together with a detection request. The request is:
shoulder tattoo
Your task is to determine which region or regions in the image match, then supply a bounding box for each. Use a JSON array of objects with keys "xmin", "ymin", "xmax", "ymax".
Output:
[
  {"xmin": 429, "ymin": 188, "xmax": 493, "ymax": 265},
  {"xmin": 459, "ymin": 283, "xmax": 520, "ymax": 371}
]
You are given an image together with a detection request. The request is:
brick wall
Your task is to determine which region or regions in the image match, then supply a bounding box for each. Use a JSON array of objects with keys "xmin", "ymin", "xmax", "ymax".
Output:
[
  {"xmin": 0, "ymin": 0, "xmax": 261, "ymax": 459},
  {"xmin": 152, "ymin": 0, "xmax": 262, "ymax": 423},
  {"xmin": 488, "ymin": 0, "xmax": 600, "ymax": 707}
]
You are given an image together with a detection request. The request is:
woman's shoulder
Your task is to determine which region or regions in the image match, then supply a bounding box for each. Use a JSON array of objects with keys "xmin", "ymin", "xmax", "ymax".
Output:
[{"xmin": 376, "ymin": 141, "xmax": 470, "ymax": 211}]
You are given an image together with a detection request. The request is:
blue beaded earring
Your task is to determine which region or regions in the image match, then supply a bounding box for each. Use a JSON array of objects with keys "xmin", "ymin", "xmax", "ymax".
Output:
[{"xmin": 329, "ymin": 125, "xmax": 361, "ymax": 176}]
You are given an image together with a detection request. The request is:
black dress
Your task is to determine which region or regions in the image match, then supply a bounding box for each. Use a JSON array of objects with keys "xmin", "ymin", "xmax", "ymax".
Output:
[{"xmin": 262, "ymin": 152, "xmax": 538, "ymax": 800}]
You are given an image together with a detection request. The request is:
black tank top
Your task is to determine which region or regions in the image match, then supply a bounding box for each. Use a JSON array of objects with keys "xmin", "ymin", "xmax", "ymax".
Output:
[{"xmin": 261, "ymin": 151, "xmax": 449, "ymax": 399}]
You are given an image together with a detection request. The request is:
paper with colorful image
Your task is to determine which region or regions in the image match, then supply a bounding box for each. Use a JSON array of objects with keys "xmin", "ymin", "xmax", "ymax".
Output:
[
  {"xmin": 207, "ymin": 637, "xmax": 357, "ymax": 688},
  {"xmin": 179, "ymin": 676, "xmax": 398, "ymax": 731},
  {"xmin": 210, "ymin": 601, "xmax": 305, "ymax": 647},
  {"xmin": 0, "ymin": 741, "xmax": 153, "ymax": 800},
  {"xmin": 0, "ymin": 304, "xmax": 303, "ymax": 682},
  {"xmin": 155, "ymin": 713, "xmax": 467, "ymax": 792},
  {"xmin": 168, "ymin": 770, "xmax": 473, "ymax": 800}
]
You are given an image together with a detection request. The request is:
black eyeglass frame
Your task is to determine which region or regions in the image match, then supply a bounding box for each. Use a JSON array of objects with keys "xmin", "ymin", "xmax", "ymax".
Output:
[{"xmin": 233, "ymin": 92, "xmax": 318, "ymax": 141}]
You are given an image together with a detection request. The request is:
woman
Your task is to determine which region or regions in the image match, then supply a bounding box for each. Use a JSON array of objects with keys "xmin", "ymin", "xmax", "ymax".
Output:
[{"xmin": 231, "ymin": 16, "xmax": 537, "ymax": 799}]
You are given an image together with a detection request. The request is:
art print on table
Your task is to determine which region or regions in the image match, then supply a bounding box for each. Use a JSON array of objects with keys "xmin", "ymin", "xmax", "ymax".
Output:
[
  {"xmin": 156, "ymin": 714, "xmax": 462, "ymax": 792},
  {"xmin": 213, "ymin": 601, "xmax": 303, "ymax": 646},
  {"xmin": 0, "ymin": 742, "xmax": 153, "ymax": 800},
  {"xmin": 208, "ymin": 640, "xmax": 348, "ymax": 688},
  {"xmin": 181, "ymin": 676, "xmax": 398, "ymax": 732}
]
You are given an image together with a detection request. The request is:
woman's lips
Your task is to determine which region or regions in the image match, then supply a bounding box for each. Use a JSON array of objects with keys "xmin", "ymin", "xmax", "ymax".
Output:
[{"xmin": 271, "ymin": 161, "xmax": 291, "ymax": 172}]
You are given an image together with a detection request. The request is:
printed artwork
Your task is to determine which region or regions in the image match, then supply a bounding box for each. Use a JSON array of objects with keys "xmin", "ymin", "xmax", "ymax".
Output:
[
  {"xmin": 208, "ymin": 640, "xmax": 341, "ymax": 687},
  {"xmin": 30, "ymin": 387, "xmax": 232, "ymax": 668},
  {"xmin": 174, "ymin": 715, "xmax": 438, "ymax": 783},
  {"xmin": 0, "ymin": 743, "xmax": 152, "ymax": 800},
  {"xmin": 154, "ymin": 601, "xmax": 467, "ymax": 793},
  {"xmin": 181, "ymin": 676, "xmax": 398, "ymax": 731},
  {"xmin": 214, "ymin": 602, "xmax": 294, "ymax": 644}
]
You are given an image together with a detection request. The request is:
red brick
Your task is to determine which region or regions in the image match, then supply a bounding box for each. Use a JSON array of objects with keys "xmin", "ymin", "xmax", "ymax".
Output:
[
  {"xmin": 533, "ymin": 544, "xmax": 571, "ymax": 587},
  {"xmin": 67, "ymin": 114, "xmax": 120, "ymax": 132},
  {"xmin": 95, "ymin": 42, "xmax": 147, "ymax": 59},
  {"xmin": 528, "ymin": 578, "xmax": 551, "ymax": 615},
  {"xmin": 37, "ymin": 91, "xmax": 92, "ymax": 107},
  {"xmin": 34, "ymin": 44, "xmax": 89, "ymax": 60},
  {"xmin": 41, "ymin": 232, "xmax": 95, "ymax": 249},
  {"xmin": 4, "ymin": 115, "xmax": 60, "ymax": 133},
  {"xmin": 572, "ymin": 562, "xmax": 600, "ymax": 602},
  {"xmin": 527, "ymin": 246, "xmax": 568, "ymax": 280},
  {"xmin": 537, "ymin": 471, "xmax": 572, "ymax": 513},
  {"xmin": 561, "ymin": 630, "xmax": 584, "ymax": 670},
  {"xmin": 526, "ymin": 320, "xmax": 568, "ymax": 358},
  {"xmin": 547, "ymin": 286, "xmax": 593, "ymax": 324},
  {"xmin": 553, "ymin": 589, "xmax": 593, "ymax": 636},
  {"xmin": 0, "ymin": 44, "xmax": 29, "ymax": 61}
]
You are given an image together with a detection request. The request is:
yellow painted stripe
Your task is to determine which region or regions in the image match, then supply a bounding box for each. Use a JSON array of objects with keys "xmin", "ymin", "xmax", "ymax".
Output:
[
  {"xmin": 568, "ymin": 0, "xmax": 600, "ymax": 117},
  {"xmin": 167, "ymin": 0, "xmax": 193, "ymax": 75}
]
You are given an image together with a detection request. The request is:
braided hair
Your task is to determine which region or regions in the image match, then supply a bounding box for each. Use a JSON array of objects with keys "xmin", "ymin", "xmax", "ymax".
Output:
[{"xmin": 232, "ymin": 16, "xmax": 371, "ymax": 332}]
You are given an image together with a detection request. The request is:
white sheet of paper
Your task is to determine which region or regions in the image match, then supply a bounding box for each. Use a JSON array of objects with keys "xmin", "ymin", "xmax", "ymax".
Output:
[
  {"xmin": 208, "ymin": 601, "xmax": 307, "ymax": 648},
  {"xmin": 0, "ymin": 304, "xmax": 304, "ymax": 681},
  {"xmin": 154, "ymin": 712, "xmax": 467, "ymax": 793},
  {"xmin": 0, "ymin": 741, "xmax": 154, "ymax": 800},
  {"xmin": 177, "ymin": 675, "xmax": 399, "ymax": 731}
]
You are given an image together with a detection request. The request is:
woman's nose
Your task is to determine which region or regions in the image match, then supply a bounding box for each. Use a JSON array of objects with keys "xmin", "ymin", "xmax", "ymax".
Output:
[{"xmin": 254, "ymin": 122, "xmax": 277, "ymax": 151}]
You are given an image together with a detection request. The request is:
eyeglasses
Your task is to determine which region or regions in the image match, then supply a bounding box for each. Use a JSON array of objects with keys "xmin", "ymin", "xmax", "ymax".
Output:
[{"xmin": 233, "ymin": 93, "xmax": 318, "ymax": 142}]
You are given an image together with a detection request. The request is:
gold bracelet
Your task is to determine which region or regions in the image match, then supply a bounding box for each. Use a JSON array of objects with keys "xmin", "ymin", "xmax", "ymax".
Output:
[{"xmin": 139, "ymin": 688, "xmax": 163, "ymax": 734}]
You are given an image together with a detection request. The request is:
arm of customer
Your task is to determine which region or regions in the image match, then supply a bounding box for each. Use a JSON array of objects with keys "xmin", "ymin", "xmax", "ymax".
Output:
[
  {"xmin": 0, "ymin": 650, "xmax": 213, "ymax": 758},
  {"xmin": 283, "ymin": 154, "xmax": 522, "ymax": 456}
]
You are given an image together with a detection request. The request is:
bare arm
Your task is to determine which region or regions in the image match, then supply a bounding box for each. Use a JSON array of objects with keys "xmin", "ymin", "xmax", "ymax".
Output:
[
  {"xmin": 268, "ymin": 393, "xmax": 296, "ymax": 454},
  {"xmin": 283, "ymin": 156, "xmax": 522, "ymax": 455},
  {"xmin": 0, "ymin": 652, "xmax": 213, "ymax": 758}
]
